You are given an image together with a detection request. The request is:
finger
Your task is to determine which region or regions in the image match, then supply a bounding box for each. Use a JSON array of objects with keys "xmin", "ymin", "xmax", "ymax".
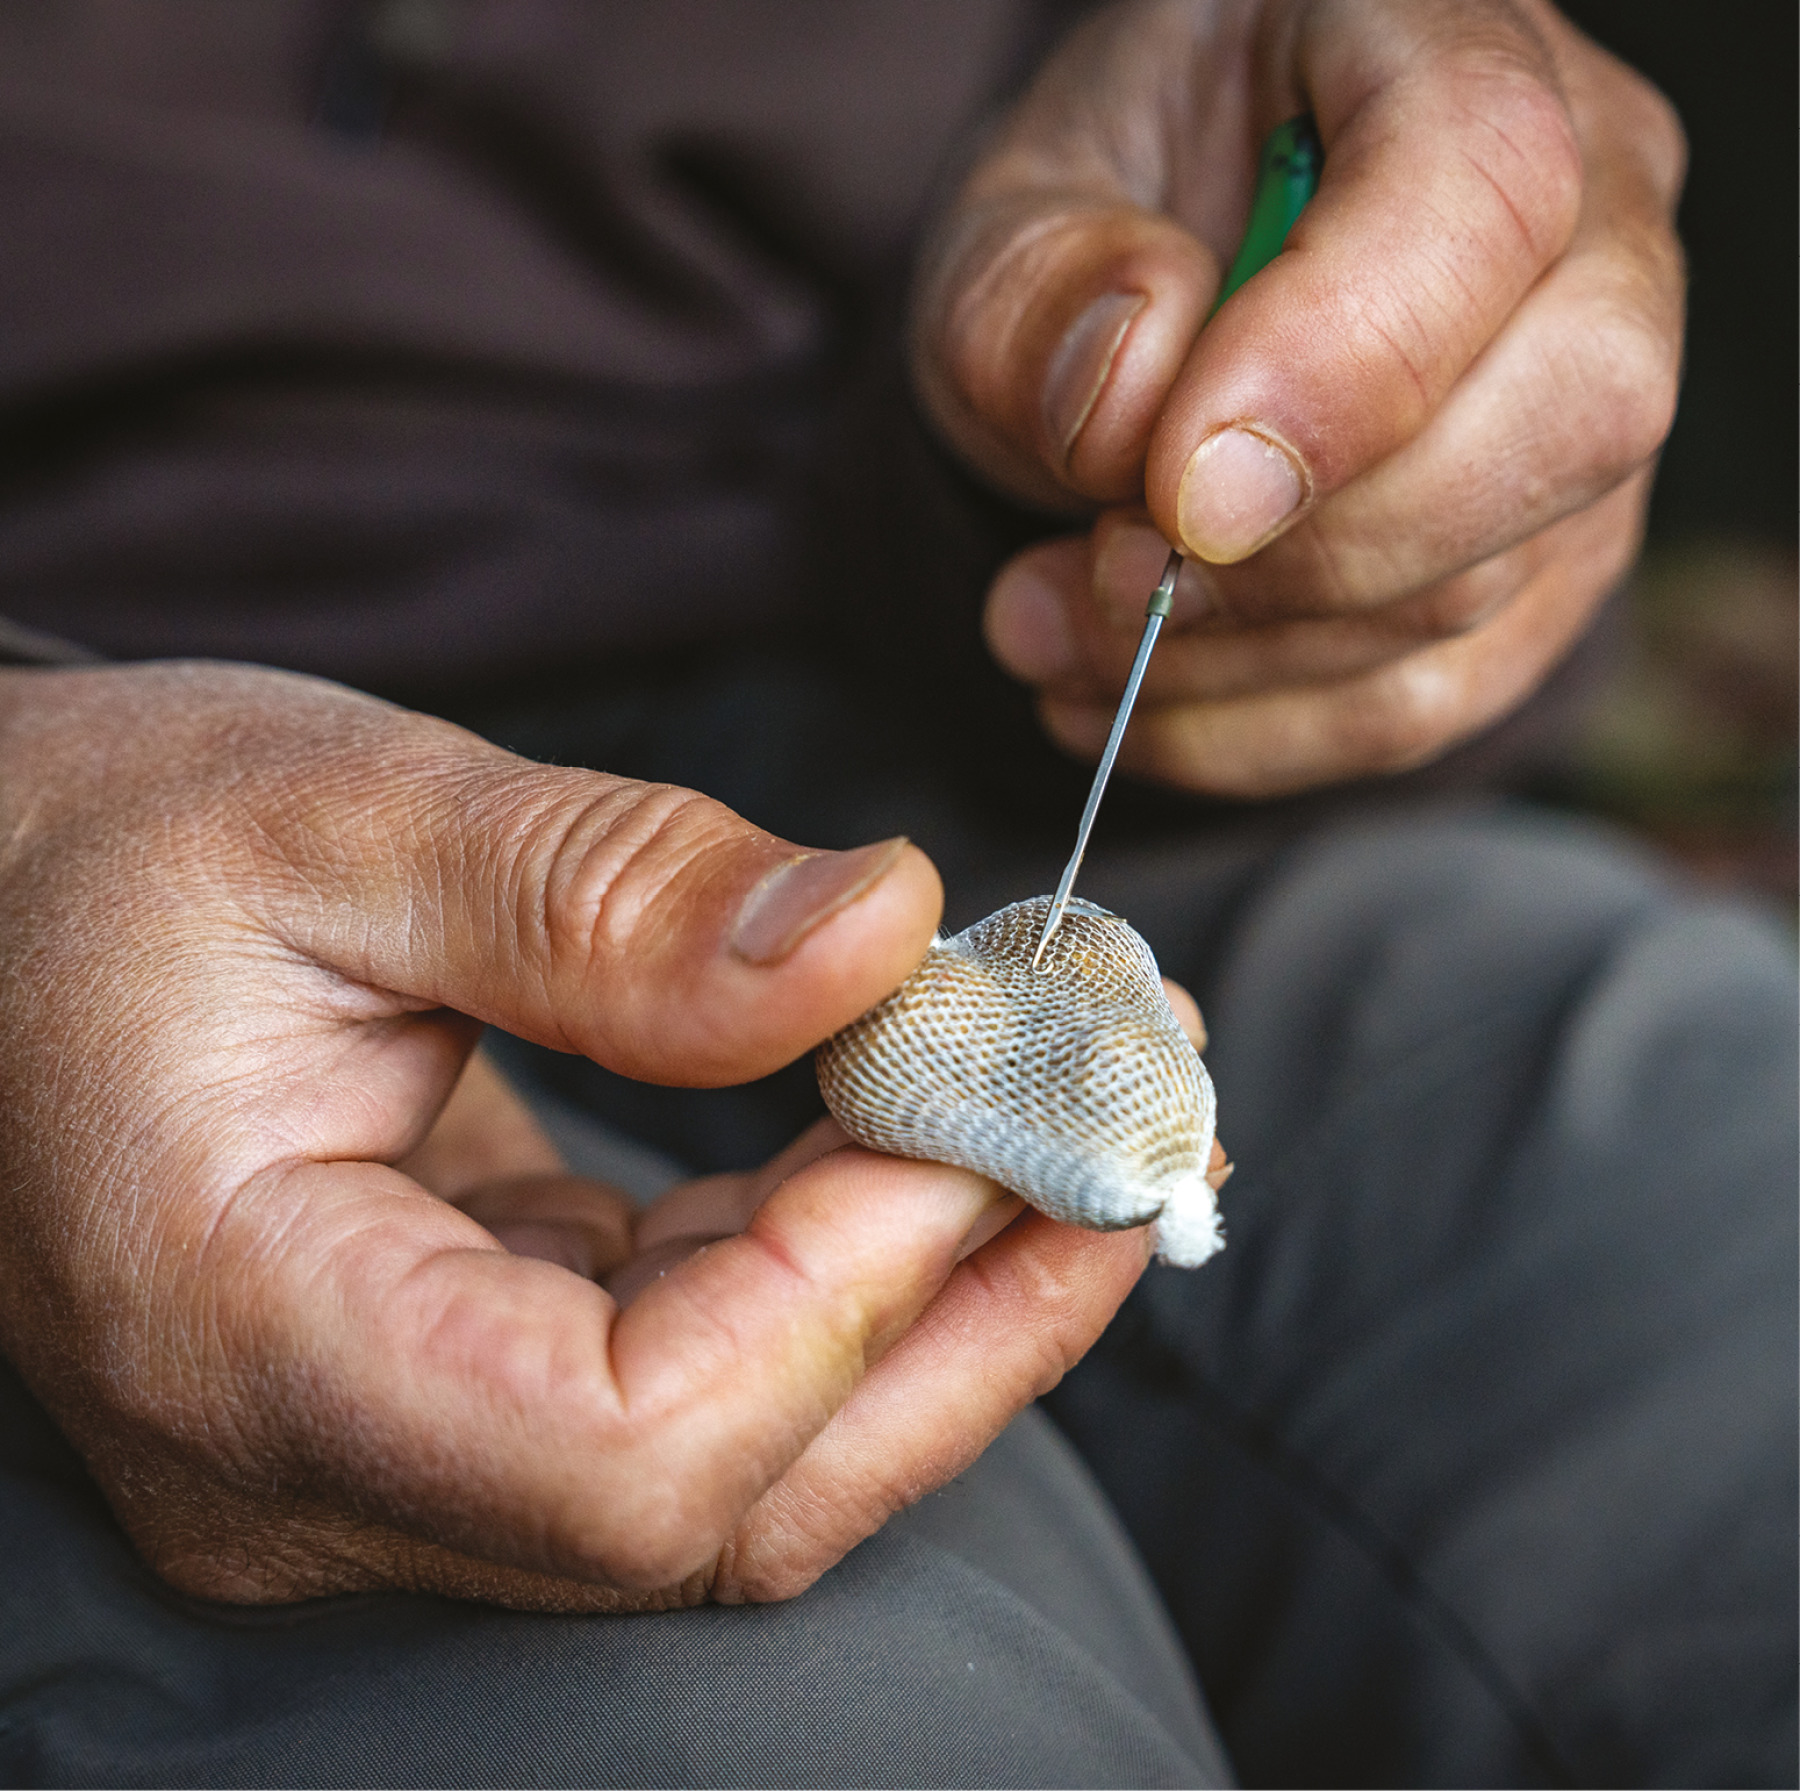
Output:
[
  {"xmin": 633, "ymin": 1118, "xmax": 850, "ymax": 1256},
  {"xmin": 1145, "ymin": 0, "xmax": 1585, "ymax": 564},
  {"xmin": 1164, "ymin": 980, "xmax": 1229, "ymax": 1186},
  {"xmin": 1161, "ymin": 977, "xmax": 1207, "ymax": 1049},
  {"xmin": 612, "ymin": 1114, "xmax": 991, "ymax": 1309},
  {"xmin": 1007, "ymin": 513, "xmax": 1553, "ymax": 712},
  {"xmin": 131, "ymin": 1142, "xmax": 1010, "ymax": 1601},
  {"xmin": 986, "ymin": 515, "xmax": 1527, "ymax": 708},
  {"xmin": 615, "ymin": 1119, "xmax": 1025, "ymax": 1307},
  {"xmin": 197, "ymin": 678, "xmax": 944, "ymax": 1085},
  {"xmin": 911, "ymin": 4, "xmax": 1230, "ymax": 508},
  {"xmin": 398, "ymin": 1048, "xmax": 566, "ymax": 1198},
  {"xmin": 996, "ymin": 356, "xmax": 1655, "ymax": 707},
  {"xmin": 1062, "ymin": 477, "xmax": 1643, "ymax": 795},
  {"xmin": 606, "ymin": 1169, "xmax": 765, "ymax": 1308},
  {"xmin": 629, "ymin": 1174, "xmax": 758, "ymax": 1261},
  {"xmin": 986, "ymin": 26, "xmax": 1681, "ymax": 668},
  {"xmin": 1173, "ymin": 31, "xmax": 1684, "ymax": 619},
  {"xmin": 452, "ymin": 1174, "xmax": 637, "ymax": 1280},
  {"xmin": 710, "ymin": 1211, "xmax": 1150, "ymax": 1601}
]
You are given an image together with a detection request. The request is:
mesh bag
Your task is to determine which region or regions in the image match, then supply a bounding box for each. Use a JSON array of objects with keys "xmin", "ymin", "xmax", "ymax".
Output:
[{"xmin": 816, "ymin": 896, "xmax": 1222, "ymax": 1266}]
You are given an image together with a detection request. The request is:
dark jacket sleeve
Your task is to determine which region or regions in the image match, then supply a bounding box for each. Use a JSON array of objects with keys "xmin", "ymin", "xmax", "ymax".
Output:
[{"xmin": 0, "ymin": 0, "xmax": 1050, "ymax": 693}]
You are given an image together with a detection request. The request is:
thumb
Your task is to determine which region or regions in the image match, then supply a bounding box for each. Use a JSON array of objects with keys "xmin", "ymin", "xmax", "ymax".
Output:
[
  {"xmin": 911, "ymin": 6, "xmax": 1226, "ymax": 509},
  {"xmin": 239, "ymin": 677, "xmax": 942, "ymax": 1086}
]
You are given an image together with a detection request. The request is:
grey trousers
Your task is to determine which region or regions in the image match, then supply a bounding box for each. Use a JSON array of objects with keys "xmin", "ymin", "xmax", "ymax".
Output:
[{"xmin": 1, "ymin": 669, "xmax": 1794, "ymax": 1787}]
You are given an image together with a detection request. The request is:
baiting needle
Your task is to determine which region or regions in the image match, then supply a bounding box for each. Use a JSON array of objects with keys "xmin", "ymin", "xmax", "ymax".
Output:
[
  {"xmin": 1030, "ymin": 113, "xmax": 1322, "ymax": 970},
  {"xmin": 1030, "ymin": 548, "xmax": 1181, "ymax": 968}
]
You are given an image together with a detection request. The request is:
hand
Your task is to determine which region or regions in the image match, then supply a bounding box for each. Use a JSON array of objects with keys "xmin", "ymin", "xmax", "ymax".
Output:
[
  {"xmin": 913, "ymin": 0, "xmax": 1685, "ymax": 795},
  {"xmin": 0, "ymin": 662, "xmax": 1150, "ymax": 1609}
]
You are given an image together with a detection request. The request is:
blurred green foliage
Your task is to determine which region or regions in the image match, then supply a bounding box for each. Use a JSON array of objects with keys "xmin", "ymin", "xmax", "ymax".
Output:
[{"xmin": 1570, "ymin": 540, "xmax": 1797, "ymax": 906}]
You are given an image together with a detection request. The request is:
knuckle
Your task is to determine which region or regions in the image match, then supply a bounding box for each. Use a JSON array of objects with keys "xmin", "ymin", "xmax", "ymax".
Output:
[
  {"xmin": 539, "ymin": 780, "xmax": 738, "ymax": 970},
  {"xmin": 1629, "ymin": 79, "xmax": 1688, "ymax": 207},
  {"xmin": 1395, "ymin": 570, "xmax": 1512, "ymax": 640},
  {"xmin": 1575, "ymin": 300, "xmax": 1681, "ymax": 476},
  {"xmin": 1349, "ymin": 656, "xmax": 1466, "ymax": 771},
  {"xmin": 1331, "ymin": 51, "xmax": 1584, "ymax": 424},
  {"xmin": 586, "ymin": 1524, "xmax": 714, "ymax": 1594},
  {"xmin": 1599, "ymin": 60, "xmax": 1688, "ymax": 208},
  {"xmin": 1436, "ymin": 51, "xmax": 1584, "ymax": 259},
  {"xmin": 967, "ymin": 1224, "xmax": 1127, "ymax": 1391}
]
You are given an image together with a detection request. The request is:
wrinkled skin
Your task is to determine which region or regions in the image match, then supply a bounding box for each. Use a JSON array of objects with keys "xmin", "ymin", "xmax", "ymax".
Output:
[
  {"xmin": 0, "ymin": 663, "xmax": 1156, "ymax": 1608},
  {"xmin": 0, "ymin": 0, "xmax": 1685, "ymax": 1610},
  {"xmin": 914, "ymin": 0, "xmax": 1684, "ymax": 794}
]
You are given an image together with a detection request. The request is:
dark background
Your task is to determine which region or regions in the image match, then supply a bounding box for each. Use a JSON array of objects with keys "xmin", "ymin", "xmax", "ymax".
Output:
[
  {"xmin": 1546, "ymin": 0, "xmax": 1795, "ymax": 902},
  {"xmin": 1564, "ymin": 0, "xmax": 1794, "ymax": 543}
]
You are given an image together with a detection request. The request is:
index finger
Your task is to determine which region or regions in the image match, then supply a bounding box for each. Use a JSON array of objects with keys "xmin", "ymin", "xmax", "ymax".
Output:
[
  {"xmin": 188, "ymin": 1146, "xmax": 1008, "ymax": 1601},
  {"xmin": 1148, "ymin": 0, "xmax": 1583, "ymax": 563}
]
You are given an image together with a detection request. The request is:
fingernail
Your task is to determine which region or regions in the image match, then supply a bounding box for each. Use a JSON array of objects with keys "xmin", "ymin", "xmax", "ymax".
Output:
[
  {"xmin": 1094, "ymin": 521, "xmax": 1216, "ymax": 630},
  {"xmin": 985, "ymin": 560, "xmax": 1079, "ymax": 682},
  {"xmin": 1042, "ymin": 292, "xmax": 1146, "ymax": 462},
  {"xmin": 731, "ymin": 837, "xmax": 909, "ymax": 966},
  {"xmin": 1177, "ymin": 426, "xmax": 1306, "ymax": 563}
]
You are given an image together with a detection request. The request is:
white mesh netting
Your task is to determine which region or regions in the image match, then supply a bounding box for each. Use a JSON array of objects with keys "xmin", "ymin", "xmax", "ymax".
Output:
[{"xmin": 815, "ymin": 895, "xmax": 1223, "ymax": 1267}]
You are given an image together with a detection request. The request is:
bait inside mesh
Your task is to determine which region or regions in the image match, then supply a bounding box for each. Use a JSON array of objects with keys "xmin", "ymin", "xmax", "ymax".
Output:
[{"xmin": 816, "ymin": 896, "xmax": 1222, "ymax": 1266}]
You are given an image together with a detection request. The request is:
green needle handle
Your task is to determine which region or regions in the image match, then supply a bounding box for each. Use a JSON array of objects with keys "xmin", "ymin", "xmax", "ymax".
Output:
[{"xmin": 1213, "ymin": 114, "xmax": 1322, "ymax": 313}]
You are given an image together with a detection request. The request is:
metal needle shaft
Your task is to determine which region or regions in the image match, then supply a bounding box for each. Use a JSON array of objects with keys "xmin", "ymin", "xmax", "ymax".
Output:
[
  {"xmin": 1031, "ymin": 546, "xmax": 1182, "ymax": 968},
  {"xmin": 1024, "ymin": 118, "xmax": 1319, "ymax": 973}
]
